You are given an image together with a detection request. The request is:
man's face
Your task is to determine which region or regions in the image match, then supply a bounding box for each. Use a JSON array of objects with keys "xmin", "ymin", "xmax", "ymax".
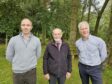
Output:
[
  {"xmin": 79, "ymin": 24, "xmax": 89, "ymax": 38},
  {"xmin": 21, "ymin": 19, "xmax": 32, "ymax": 34},
  {"xmin": 52, "ymin": 29, "xmax": 62, "ymax": 42}
]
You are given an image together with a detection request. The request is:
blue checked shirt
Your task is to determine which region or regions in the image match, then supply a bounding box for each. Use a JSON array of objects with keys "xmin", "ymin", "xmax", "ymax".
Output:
[{"xmin": 75, "ymin": 35, "xmax": 107, "ymax": 66}]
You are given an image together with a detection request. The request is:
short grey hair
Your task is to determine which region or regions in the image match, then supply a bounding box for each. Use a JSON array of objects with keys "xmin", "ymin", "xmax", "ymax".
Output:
[
  {"xmin": 52, "ymin": 28, "xmax": 63, "ymax": 34},
  {"xmin": 78, "ymin": 21, "xmax": 89, "ymax": 30}
]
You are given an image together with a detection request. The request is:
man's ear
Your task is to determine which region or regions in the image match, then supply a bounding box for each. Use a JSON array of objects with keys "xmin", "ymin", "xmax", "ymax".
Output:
[
  {"xmin": 31, "ymin": 26, "xmax": 33, "ymax": 30},
  {"xmin": 52, "ymin": 33, "xmax": 53, "ymax": 36},
  {"xmin": 62, "ymin": 31, "xmax": 64, "ymax": 35}
]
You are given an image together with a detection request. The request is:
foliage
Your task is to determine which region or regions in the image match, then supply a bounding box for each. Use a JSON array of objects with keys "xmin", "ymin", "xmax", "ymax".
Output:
[{"xmin": 0, "ymin": 0, "xmax": 25, "ymax": 37}]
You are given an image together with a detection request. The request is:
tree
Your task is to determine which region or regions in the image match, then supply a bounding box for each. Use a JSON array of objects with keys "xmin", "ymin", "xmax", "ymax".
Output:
[
  {"xmin": 69, "ymin": 0, "xmax": 80, "ymax": 56},
  {"xmin": 107, "ymin": 0, "xmax": 112, "ymax": 66},
  {"xmin": 87, "ymin": 0, "xmax": 92, "ymax": 22},
  {"xmin": 80, "ymin": 0, "xmax": 87, "ymax": 21},
  {"xmin": 0, "ymin": 0, "xmax": 25, "ymax": 46},
  {"xmin": 94, "ymin": 0, "xmax": 109, "ymax": 35},
  {"xmin": 69, "ymin": 0, "xmax": 79, "ymax": 43},
  {"xmin": 41, "ymin": 0, "xmax": 51, "ymax": 45}
]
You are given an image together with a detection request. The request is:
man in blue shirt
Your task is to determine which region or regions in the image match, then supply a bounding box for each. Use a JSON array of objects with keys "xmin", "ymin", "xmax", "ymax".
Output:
[{"xmin": 75, "ymin": 21, "xmax": 107, "ymax": 84}]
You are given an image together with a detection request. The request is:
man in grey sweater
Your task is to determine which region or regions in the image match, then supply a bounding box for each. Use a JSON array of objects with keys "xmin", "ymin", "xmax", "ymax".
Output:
[{"xmin": 6, "ymin": 18, "xmax": 41, "ymax": 84}]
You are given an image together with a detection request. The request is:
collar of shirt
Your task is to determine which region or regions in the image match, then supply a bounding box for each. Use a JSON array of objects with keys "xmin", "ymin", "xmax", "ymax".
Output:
[
  {"xmin": 55, "ymin": 40, "xmax": 62, "ymax": 45},
  {"xmin": 55, "ymin": 40, "xmax": 62, "ymax": 51},
  {"xmin": 19, "ymin": 32, "xmax": 33, "ymax": 45},
  {"xmin": 81, "ymin": 34, "xmax": 92, "ymax": 41},
  {"xmin": 20, "ymin": 32, "xmax": 33, "ymax": 39}
]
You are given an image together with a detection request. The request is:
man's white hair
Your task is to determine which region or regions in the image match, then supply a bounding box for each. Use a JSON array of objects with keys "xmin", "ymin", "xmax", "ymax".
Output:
[
  {"xmin": 52, "ymin": 28, "xmax": 63, "ymax": 34},
  {"xmin": 78, "ymin": 21, "xmax": 89, "ymax": 30}
]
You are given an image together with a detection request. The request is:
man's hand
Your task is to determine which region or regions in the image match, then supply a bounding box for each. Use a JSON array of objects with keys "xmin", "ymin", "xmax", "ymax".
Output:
[
  {"xmin": 66, "ymin": 72, "xmax": 71, "ymax": 79},
  {"xmin": 44, "ymin": 74, "xmax": 50, "ymax": 80}
]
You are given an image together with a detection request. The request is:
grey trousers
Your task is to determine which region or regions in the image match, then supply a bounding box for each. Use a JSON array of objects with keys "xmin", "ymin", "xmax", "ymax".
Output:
[{"xmin": 13, "ymin": 68, "xmax": 36, "ymax": 84}]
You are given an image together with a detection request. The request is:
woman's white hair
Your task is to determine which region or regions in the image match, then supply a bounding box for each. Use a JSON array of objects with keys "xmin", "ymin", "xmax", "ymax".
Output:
[{"xmin": 78, "ymin": 21, "xmax": 89, "ymax": 30}]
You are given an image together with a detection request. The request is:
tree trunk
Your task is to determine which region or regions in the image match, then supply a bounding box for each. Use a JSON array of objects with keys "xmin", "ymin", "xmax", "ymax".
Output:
[
  {"xmin": 69, "ymin": 0, "xmax": 79, "ymax": 57},
  {"xmin": 81, "ymin": 0, "xmax": 87, "ymax": 21},
  {"xmin": 94, "ymin": 0, "xmax": 109, "ymax": 35},
  {"xmin": 87, "ymin": 0, "xmax": 92, "ymax": 23},
  {"xmin": 41, "ymin": 0, "xmax": 50, "ymax": 45},
  {"xmin": 38, "ymin": 0, "xmax": 41, "ymax": 5},
  {"xmin": 107, "ymin": 0, "xmax": 112, "ymax": 67}
]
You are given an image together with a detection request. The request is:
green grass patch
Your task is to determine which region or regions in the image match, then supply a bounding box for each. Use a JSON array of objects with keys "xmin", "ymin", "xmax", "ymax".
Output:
[{"xmin": 0, "ymin": 44, "xmax": 112, "ymax": 84}]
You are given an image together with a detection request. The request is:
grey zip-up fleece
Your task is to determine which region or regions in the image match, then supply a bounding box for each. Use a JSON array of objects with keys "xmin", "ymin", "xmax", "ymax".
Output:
[{"xmin": 6, "ymin": 33, "xmax": 41, "ymax": 73}]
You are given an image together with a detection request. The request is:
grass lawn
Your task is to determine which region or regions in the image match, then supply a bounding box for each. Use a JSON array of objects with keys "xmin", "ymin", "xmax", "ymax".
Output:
[{"xmin": 0, "ymin": 44, "xmax": 112, "ymax": 84}]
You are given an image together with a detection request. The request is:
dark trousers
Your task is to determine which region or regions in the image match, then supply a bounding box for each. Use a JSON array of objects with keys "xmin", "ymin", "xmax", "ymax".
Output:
[
  {"xmin": 13, "ymin": 68, "xmax": 36, "ymax": 84},
  {"xmin": 49, "ymin": 74, "xmax": 66, "ymax": 84},
  {"xmin": 78, "ymin": 63, "xmax": 103, "ymax": 84}
]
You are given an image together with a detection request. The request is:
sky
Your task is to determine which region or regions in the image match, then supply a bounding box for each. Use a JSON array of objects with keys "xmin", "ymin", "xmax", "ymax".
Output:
[
  {"xmin": 98, "ymin": 0, "xmax": 105, "ymax": 7},
  {"xmin": 86, "ymin": 0, "xmax": 106, "ymax": 13}
]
